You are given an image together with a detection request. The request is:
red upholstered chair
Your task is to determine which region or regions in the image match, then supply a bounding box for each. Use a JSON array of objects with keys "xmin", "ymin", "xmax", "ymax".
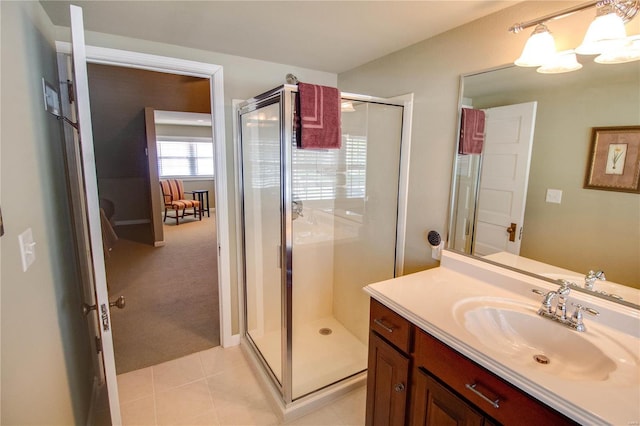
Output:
[{"xmin": 159, "ymin": 179, "xmax": 201, "ymax": 225}]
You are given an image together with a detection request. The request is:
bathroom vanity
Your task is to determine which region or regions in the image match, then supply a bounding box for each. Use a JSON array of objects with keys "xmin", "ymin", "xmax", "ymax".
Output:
[{"xmin": 364, "ymin": 251, "xmax": 640, "ymax": 425}]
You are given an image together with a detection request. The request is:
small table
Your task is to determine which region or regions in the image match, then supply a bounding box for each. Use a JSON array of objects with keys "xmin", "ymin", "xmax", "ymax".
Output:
[{"xmin": 191, "ymin": 190, "xmax": 210, "ymax": 218}]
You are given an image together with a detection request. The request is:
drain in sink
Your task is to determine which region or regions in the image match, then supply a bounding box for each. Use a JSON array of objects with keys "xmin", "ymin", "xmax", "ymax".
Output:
[
  {"xmin": 319, "ymin": 328, "xmax": 332, "ymax": 336},
  {"xmin": 533, "ymin": 354, "xmax": 550, "ymax": 364}
]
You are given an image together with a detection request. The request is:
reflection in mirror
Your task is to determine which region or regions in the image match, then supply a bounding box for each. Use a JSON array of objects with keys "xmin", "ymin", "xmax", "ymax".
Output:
[{"xmin": 448, "ymin": 60, "xmax": 640, "ymax": 308}]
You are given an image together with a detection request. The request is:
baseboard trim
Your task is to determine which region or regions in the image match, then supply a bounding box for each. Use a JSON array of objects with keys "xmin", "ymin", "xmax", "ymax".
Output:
[
  {"xmin": 114, "ymin": 219, "xmax": 150, "ymax": 226},
  {"xmin": 223, "ymin": 333, "xmax": 241, "ymax": 347},
  {"xmin": 154, "ymin": 240, "xmax": 166, "ymax": 247}
]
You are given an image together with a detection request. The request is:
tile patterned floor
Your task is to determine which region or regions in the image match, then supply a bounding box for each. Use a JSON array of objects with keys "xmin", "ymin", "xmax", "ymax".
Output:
[{"xmin": 116, "ymin": 345, "xmax": 366, "ymax": 426}]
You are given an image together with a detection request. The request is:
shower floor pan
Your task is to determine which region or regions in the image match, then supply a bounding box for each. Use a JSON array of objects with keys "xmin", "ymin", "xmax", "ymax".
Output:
[{"xmin": 250, "ymin": 316, "xmax": 368, "ymax": 399}]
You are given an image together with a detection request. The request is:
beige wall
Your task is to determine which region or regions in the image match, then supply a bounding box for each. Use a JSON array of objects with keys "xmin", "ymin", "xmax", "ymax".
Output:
[
  {"xmin": 1, "ymin": 1, "xmax": 93, "ymax": 424},
  {"xmin": 337, "ymin": 1, "xmax": 616, "ymax": 274}
]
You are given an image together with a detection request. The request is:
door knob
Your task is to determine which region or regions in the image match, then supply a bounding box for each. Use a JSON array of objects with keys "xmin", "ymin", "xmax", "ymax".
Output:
[
  {"xmin": 506, "ymin": 223, "xmax": 517, "ymax": 242},
  {"xmin": 82, "ymin": 296, "xmax": 126, "ymax": 316},
  {"xmin": 109, "ymin": 295, "xmax": 126, "ymax": 310}
]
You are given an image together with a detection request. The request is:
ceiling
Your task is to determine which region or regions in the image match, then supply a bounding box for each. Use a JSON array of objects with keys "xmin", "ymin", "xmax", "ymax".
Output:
[{"xmin": 40, "ymin": 1, "xmax": 518, "ymax": 73}]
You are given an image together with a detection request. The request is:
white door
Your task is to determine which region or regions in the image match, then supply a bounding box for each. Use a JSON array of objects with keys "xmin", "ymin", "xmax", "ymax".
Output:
[
  {"xmin": 473, "ymin": 102, "xmax": 537, "ymax": 256},
  {"xmin": 70, "ymin": 5, "xmax": 122, "ymax": 424}
]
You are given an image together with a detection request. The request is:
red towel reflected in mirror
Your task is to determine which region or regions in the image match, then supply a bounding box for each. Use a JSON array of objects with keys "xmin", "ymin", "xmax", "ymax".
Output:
[{"xmin": 459, "ymin": 108, "xmax": 485, "ymax": 155}]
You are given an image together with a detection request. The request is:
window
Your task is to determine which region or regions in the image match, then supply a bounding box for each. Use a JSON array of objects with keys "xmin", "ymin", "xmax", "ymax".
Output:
[
  {"xmin": 292, "ymin": 134, "xmax": 367, "ymax": 201},
  {"xmin": 157, "ymin": 137, "xmax": 214, "ymax": 178}
]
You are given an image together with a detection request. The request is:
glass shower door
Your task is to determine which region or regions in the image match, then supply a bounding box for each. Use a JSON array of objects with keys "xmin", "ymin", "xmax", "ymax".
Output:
[
  {"xmin": 240, "ymin": 99, "xmax": 283, "ymax": 385},
  {"xmin": 290, "ymin": 99, "xmax": 405, "ymax": 399}
]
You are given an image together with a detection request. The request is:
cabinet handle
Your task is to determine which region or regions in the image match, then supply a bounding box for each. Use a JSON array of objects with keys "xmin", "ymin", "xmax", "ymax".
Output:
[
  {"xmin": 465, "ymin": 383, "xmax": 500, "ymax": 409},
  {"xmin": 394, "ymin": 383, "xmax": 405, "ymax": 392},
  {"xmin": 373, "ymin": 318, "xmax": 394, "ymax": 333}
]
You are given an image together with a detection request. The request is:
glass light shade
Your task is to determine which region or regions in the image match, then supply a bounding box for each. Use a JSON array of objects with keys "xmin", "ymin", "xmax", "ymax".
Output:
[
  {"xmin": 341, "ymin": 101, "xmax": 356, "ymax": 112},
  {"xmin": 576, "ymin": 12, "xmax": 628, "ymax": 55},
  {"xmin": 595, "ymin": 35, "xmax": 640, "ymax": 64},
  {"xmin": 515, "ymin": 25, "xmax": 557, "ymax": 67},
  {"xmin": 537, "ymin": 50, "xmax": 583, "ymax": 74}
]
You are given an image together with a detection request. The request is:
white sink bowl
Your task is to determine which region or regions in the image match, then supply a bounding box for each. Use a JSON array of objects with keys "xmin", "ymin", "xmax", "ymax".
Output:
[{"xmin": 453, "ymin": 297, "xmax": 637, "ymax": 383}]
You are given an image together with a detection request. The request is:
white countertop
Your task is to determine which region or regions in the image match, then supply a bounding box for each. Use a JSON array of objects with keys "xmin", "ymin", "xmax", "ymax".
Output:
[{"xmin": 364, "ymin": 251, "xmax": 640, "ymax": 425}]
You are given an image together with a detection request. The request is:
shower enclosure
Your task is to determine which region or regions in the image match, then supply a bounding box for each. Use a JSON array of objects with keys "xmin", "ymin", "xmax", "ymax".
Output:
[{"xmin": 237, "ymin": 84, "xmax": 408, "ymax": 408}]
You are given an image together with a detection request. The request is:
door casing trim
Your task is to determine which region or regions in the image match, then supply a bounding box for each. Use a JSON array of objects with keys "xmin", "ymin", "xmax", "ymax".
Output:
[{"xmin": 55, "ymin": 41, "xmax": 236, "ymax": 348}]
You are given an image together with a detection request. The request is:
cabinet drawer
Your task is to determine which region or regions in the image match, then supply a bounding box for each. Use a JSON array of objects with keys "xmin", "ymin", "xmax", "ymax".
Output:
[
  {"xmin": 370, "ymin": 299, "xmax": 412, "ymax": 353},
  {"xmin": 414, "ymin": 330, "xmax": 575, "ymax": 426}
]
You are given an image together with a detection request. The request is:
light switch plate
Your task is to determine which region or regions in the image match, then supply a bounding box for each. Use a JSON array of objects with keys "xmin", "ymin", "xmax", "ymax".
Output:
[
  {"xmin": 18, "ymin": 228, "xmax": 36, "ymax": 272},
  {"xmin": 545, "ymin": 189, "xmax": 563, "ymax": 204}
]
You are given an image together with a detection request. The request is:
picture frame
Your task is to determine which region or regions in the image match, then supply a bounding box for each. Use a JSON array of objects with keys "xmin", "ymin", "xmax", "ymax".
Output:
[{"xmin": 584, "ymin": 126, "xmax": 640, "ymax": 193}]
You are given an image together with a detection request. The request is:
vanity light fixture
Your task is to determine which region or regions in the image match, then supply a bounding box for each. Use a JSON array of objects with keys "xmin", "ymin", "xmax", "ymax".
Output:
[
  {"xmin": 510, "ymin": 0, "xmax": 640, "ymax": 73},
  {"xmin": 576, "ymin": 2, "xmax": 628, "ymax": 54},
  {"xmin": 514, "ymin": 24, "xmax": 557, "ymax": 67},
  {"xmin": 341, "ymin": 100, "xmax": 356, "ymax": 112},
  {"xmin": 595, "ymin": 34, "xmax": 640, "ymax": 62},
  {"xmin": 537, "ymin": 50, "xmax": 584, "ymax": 73}
]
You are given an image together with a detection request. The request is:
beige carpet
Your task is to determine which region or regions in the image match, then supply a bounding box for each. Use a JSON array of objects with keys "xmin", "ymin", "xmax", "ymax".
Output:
[{"xmin": 106, "ymin": 215, "xmax": 219, "ymax": 374}]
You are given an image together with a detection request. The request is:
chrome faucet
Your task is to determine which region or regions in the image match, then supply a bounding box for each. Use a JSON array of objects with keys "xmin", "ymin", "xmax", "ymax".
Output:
[
  {"xmin": 532, "ymin": 283, "xmax": 599, "ymax": 332},
  {"xmin": 537, "ymin": 290, "xmax": 556, "ymax": 315},
  {"xmin": 585, "ymin": 270, "xmax": 606, "ymax": 290}
]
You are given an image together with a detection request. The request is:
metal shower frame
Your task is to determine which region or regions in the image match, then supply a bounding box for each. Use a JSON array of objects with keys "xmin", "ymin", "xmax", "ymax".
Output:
[{"xmin": 236, "ymin": 84, "xmax": 410, "ymax": 406}]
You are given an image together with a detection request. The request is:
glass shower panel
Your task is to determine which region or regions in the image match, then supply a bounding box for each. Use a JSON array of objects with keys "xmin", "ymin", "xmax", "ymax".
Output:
[
  {"xmin": 241, "ymin": 101, "xmax": 283, "ymax": 384},
  {"xmin": 290, "ymin": 100, "xmax": 404, "ymax": 399}
]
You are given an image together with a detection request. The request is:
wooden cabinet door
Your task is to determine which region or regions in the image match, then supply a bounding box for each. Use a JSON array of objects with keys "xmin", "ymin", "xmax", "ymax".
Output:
[
  {"xmin": 366, "ymin": 331, "xmax": 410, "ymax": 426},
  {"xmin": 412, "ymin": 368, "xmax": 484, "ymax": 426}
]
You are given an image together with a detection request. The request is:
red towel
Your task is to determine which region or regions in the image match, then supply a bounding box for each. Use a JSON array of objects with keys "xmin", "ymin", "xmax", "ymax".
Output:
[
  {"xmin": 459, "ymin": 108, "xmax": 485, "ymax": 155},
  {"xmin": 298, "ymin": 82, "xmax": 341, "ymax": 149}
]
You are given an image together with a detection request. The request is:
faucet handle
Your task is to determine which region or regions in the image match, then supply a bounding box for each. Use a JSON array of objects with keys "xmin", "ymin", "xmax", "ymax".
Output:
[
  {"xmin": 558, "ymin": 279, "xmax": 577, "ymax": 287},
  {"xmin": 531, "ymin": 289, "xmax": 545, "ymax": 296},
  {"xmin": 572, "ymin": 303, "xmax": 599, "ymax": 316},
  {"xmin": 570, "ymin": 303, "xmax": 599, "ymax": 332},
  {"xmin": 557, "ymin": 281, "xmax": 571, "ymax": 296}
]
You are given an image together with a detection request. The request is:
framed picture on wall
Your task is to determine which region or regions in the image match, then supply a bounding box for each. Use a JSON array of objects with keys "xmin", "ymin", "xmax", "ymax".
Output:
[{"xmin": 584, "ymin": 126, "xmax": 640, "ymax": 193}]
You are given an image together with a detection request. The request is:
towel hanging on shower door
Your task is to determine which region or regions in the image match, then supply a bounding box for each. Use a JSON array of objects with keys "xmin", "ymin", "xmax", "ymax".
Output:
[{"xmin": 297, "ymin": 82, "xmax": 342, "ymax": 149}]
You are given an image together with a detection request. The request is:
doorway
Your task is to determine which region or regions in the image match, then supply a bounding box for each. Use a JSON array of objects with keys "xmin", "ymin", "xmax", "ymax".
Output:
[
  {"xmin": 57, "ymin": 29, "xmax": 232, "ymax": 421},
  {"xmin": 86, "ymin": 63, "xmax": 220, "ymax": 373}
]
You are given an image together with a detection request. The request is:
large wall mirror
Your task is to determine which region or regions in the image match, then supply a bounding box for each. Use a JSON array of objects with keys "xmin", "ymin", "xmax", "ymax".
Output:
[{"xmin": 448, "ymin": 59, "xmax": 640, "ymax": 308}]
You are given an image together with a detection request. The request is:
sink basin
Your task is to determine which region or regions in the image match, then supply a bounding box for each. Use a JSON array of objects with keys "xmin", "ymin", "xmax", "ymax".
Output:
[{"xmin": 453, "ymin": 297, "xmax": 628, "ymax": 382}]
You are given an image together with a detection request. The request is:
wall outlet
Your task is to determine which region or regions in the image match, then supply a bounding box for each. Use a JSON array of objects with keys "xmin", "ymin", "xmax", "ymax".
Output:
[
  {"xmin": 18, "ymin": 228, "xmax": 36, "ymax": 272},
  {"xmin": 545, "ymin": 189, "xmax": 563, "ymax": 204}
]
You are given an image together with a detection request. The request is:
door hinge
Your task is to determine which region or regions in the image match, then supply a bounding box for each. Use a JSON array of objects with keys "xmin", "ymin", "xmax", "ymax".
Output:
[
  {"xmin": 144, "ymin": 147, "xmax": 148, "ymax": 157},
  {"xmin": 95, "ymin": 336, "xmax": 103, "ymax": 354},
  {"xmin": 66, "ymin": 80, "xmax": 74, "ymax": 103}
]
